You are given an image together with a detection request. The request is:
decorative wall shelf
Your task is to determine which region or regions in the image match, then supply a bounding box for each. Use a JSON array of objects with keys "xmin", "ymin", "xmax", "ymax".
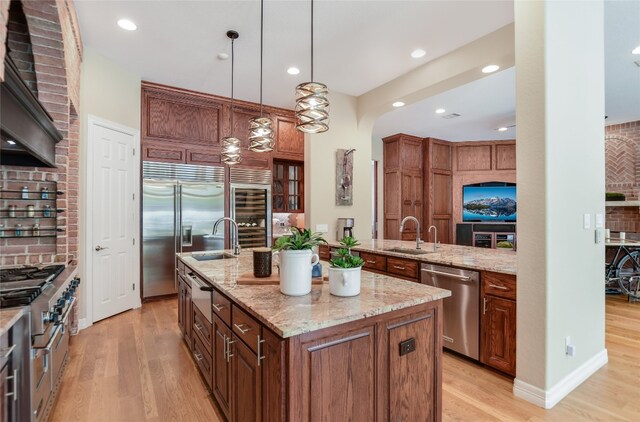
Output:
[{"xmin": 605, "ymin": 201, "xmax": 640, "ymax": 207}]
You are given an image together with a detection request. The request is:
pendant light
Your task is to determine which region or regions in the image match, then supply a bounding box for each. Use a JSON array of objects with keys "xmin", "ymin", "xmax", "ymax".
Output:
[
  {"xmin": 221, "ymin": 30, "xmax": 242, "ymax": 166},
  {"xmin": 249, "ymin": 0, "xmax": 275, "ymax": 152},
  {"xmin": 295, "ymin": 0, "xmax": 329, "ymax": 134}
]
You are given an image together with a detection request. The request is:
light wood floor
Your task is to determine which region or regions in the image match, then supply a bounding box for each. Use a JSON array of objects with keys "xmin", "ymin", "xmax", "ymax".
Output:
[{"xmin": 50, "ymin": 295, "xmax": 639, "ymax": 422}]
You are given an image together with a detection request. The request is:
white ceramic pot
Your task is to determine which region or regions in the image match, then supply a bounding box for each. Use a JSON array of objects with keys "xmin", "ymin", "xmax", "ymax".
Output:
[
  {"xmin": 328, "ymin": 267, "xmax": 362, "ymax": 297},
  {"xmin": 274, "ymin": 250, "xmax": 319, "ymax": 296}
]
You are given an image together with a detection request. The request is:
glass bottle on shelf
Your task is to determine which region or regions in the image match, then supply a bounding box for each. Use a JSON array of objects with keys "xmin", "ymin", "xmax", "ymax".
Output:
[
  {"xmin": 27, "ymin": 204, "xmax": 35, "ymax": 217},
  {"xmin": 21, "ymin": 186, "xmax": 29, "ymax": 199},
  {"xmin": 32, "ymin": 223, "xmax": 40, "ymax": 237},
  {"xmin": 43, "ymin": 205, "xmax": 52, "ymax": 217},
  {"xmin": 0, "ymin": 223, "xmax": 4, "ymax": 237},
  {"xmin": 8, "ymin": 205, "xmax": 16, "ymax": 218},
  {"xmin": 15, "ymin": 224, "xmax": 23, "ymax": 237},
  {"xmin": 41, "ymin": 187, "xmax": 49, "ymax": 199}
]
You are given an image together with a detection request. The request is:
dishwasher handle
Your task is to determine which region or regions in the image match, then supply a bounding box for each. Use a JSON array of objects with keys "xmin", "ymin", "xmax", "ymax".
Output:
[{"xmin": 421, "ymin": 268, "xmax": 472, "ymax": 281}]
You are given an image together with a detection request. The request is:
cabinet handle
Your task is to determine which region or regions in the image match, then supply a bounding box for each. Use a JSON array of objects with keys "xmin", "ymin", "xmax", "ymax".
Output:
[
  {"xmin": 393, "ymin": 265, "xmax": 406, "ymax": 270},
  {"xmin": 0, "ymin": 344, "xmax": 16, "ymax": 359},
  {"xmin": 194, "ymin": 323, "xmax": 203, "ymax": 333},
  {"xmin": 489, "ymin": 284, "xmax": 508, "ymax": 290},
  {"xmin": 226, "ymin": 337, "xmax": 236, "ymax": 362},
  {"xmin": 234, "ymin": 323, "xmax": 251, "ymax": 334},
  {"xmin": 193, "ymin": 351, "xmax": 203, "ymax": 362},
  {"xmin": 257, "ymin": 336, "xmax": 266, "ymax": 367},
  {"xmin": 212, "ymin": 303, "xmax": 225, "ymax": 312},
  {"xmin": 5, "ymin": 368, "xmax": 18, "ymax": 401},
  {"xmin": 366, "ymin": 260, "xmax": 377, "ymax": 264},
  {"xmin": 483, "ymin": 297, "xmax": 488, "ymax": 315}
]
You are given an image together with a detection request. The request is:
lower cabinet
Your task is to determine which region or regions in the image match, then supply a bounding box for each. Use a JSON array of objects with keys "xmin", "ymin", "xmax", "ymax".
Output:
[
  {"xmin": 480, "ymin": 272, "xmax": 517, "ymax": 376},
  {"xmin": 231, "ymin": 335, "xmax": 262, "ymax": 422},
  {"xmin": 212, "ymin": 315, "xmax": 232, "ymax": 419}
]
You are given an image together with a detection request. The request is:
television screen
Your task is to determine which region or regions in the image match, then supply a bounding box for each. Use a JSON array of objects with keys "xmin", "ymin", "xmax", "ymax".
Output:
[{"xmin": 462, "ymin": 186, "xmax": 517, "ymax": 222}]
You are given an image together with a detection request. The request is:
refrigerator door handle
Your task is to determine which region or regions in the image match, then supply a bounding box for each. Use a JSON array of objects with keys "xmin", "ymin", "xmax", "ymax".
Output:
[
  {"xmin": 178, "ymin": 184, "xmax": 183, "ymax": 254},
  {"xmin": 174, "ymin": 184, "xmax": 178, "ymax": 291}
]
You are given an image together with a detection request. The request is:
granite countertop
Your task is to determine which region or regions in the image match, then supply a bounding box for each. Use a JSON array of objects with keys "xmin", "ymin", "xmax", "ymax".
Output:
[
  {"xmin": 179, "ymin": 250, "xmax": 450, "ymax": 338},
  {"xmin": 0, "ymin": 308, "xmax": 26, "ymax": 337},
  {"xmin": 331, "ymin": 239, "xmax": 517, "ymax": 275}
]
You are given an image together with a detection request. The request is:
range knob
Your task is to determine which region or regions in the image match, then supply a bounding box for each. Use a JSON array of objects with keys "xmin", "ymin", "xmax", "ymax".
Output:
[
  {"xmin": 71, "ymin": 279, "xmax": 80, "ymax": 288},
  {"xmin": 56, "ymin": 298, "xmax": 66, "ymax": 308},
  {"xmin": 63, "ymin": 291, "xmax": 71, "ymax": 301},
  {"xmin": 55, "ymin": 306, "xmax": 64, "ymax": 315},
  {"xmin": 50, "ymin": 312, "xmax": 60, "ymax": 324}
]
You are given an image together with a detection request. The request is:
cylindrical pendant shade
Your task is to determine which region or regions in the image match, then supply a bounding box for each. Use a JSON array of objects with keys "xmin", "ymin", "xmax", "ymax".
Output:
[
  {"xmin": 221, "ymin": 137, "xmax": 242, "ymax": 165},
  {"xmin": 248, "ymin": 116, "xmax": 274, "ymax": 152},
  {"xmin": 295, "ymin": 81, "xmax": 329, "ymax": 133}
]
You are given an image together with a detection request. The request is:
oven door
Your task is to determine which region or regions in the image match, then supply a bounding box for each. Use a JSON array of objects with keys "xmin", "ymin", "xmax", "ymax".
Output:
[
  {"xmin": 52, "ymin": 298, "xmax": 75, "ymax": 388},
  {"xmin": 31, "ymin": 325, "xmax": 61, "ymax": 422}
]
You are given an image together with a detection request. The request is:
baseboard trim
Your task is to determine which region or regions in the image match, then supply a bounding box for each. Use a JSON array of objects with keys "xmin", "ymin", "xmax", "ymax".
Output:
[
  {"xmin": 513, "ymin": 349, "xmax": 608, "ymax": 409},
  {"xmin": 78, "ymin": 318, "xmax": 91, "ymax": 331}
]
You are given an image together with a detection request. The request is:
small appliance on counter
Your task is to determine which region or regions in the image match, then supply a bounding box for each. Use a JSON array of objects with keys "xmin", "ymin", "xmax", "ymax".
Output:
[{"xmin": 336, "ymin": 218, "xmax": 354, "ymax": 240}]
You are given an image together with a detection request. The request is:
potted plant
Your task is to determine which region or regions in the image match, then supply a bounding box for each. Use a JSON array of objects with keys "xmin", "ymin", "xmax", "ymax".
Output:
[
  {"xmin": 328, "ymin": 237, "xmax": 365, "ymax": 297},
  {"xmin": 272, "ymin": 227, "xmax": 326, "ymax": 296}
]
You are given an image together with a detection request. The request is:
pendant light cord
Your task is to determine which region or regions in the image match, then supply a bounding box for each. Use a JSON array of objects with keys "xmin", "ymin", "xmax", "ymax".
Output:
[
  {"xmin": 230, "ymin": 36, "xmax": 235, "ymax": 134},
  {"xmin": 311, "ymin": 0, "xmax": 314, "ymax": 82},
  {"xmin": 259, "ymin": 0, "xmax": 264, "ymax": 116}
]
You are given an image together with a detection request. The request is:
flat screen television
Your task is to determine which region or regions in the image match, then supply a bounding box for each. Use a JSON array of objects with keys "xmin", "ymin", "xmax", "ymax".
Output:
[{"xmin": 462, "ymin": 185, "xmax": 517, "ymax": 222}]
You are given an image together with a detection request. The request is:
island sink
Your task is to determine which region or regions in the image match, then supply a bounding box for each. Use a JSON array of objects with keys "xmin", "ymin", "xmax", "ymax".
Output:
[{"xmin": 191, "ymin": 253, "xmax": 237, "ymax": 261}]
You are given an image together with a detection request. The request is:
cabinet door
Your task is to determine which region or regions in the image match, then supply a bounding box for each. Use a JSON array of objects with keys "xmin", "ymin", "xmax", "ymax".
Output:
[
  {"xmin": 213, "ymin": 316, "xmax": 232, "ymax": 420},
  {"xmin": 231, "ymin": 335, "xmax": 262, "ymax": 422},
  {"xmin": 262, "ymin": 329, "xmax": 286, "ymax": 422},
  {"xmin": 401, "ymin": 173, "xmax": 416, "ymax": 233},
  {"xmin": 481, "ymin": 296, "xmax": 516, "ymax": 376},
  {"xmin": 177, "ymin": 279, "xmax": 184, "ymax": 335},
  {"xmin": 412, "ymin": 174, "xmax": 423, "ymax": 239},
  {"xmin": 185, "ymin": 284, "xmax": 193, "ymax": 348},
  {"xmin": 274, "ymin": 116, "xmax": 304, "ymax": 160},
  {"xmin": 272, "ymin": 160, "xmax": 304, "ymax": 213}
]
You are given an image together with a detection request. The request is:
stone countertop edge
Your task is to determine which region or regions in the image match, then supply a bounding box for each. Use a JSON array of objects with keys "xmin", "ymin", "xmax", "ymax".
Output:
[
  {"xmin": 329, "ymin": 239, "xmax": 517, "ymax": 275},
  {"xmin": 178, "ymin": 251, "xmax": 451, "ymax": 339},
  {"xmin": 0, "ymin": 308, "xmax": 26, "ymax": 337}
]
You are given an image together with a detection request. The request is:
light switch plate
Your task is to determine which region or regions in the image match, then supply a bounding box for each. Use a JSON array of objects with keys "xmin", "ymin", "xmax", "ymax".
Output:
[
  {"xmin": 595, "ymin": 213, "xmax": 604, "ymax": 228},
  {"xmin": 316, "ymin": 224, "xmax": 329, "ymax": 233},
  {"xmin": 583, "ymin": 214, "xmax": 591, "ymax": 230}
]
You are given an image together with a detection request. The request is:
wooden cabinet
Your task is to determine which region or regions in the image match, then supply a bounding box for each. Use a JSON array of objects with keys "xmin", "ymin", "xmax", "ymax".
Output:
[
  {"xmin": 272, "ymin": 160, "xmax": 304, "ymax": 213},
  {"xmin": 386, "ymin": 256, "xmax": 419, "ymax": 280},
  {"xmin": 273, "ymin": 116, "xmax": 304, "ymax": 160},
  {"xmin": 424, "ymin": 138, "xmax": 453, "ymax": 244},
  {"xmin": 481, "ymin": 272, "xmax": 516, "ymax": 376},
  {"xmin": 213, "ymin": 315, "xmax": 232, "ymax": 419},
  {"xmin": 177, "ymin": 274, "xmax": 193, "ymax": 348},
  {"xmin": 231, "ymin": 334, "xmax": 262, "ymax": 422},
  {"xmin": 383, "ymin": 134, "xmax": 424, "ymax": 240},
  {"xmin": 359, "ymin": 251, "xmax": 387, "ymax": 272}
]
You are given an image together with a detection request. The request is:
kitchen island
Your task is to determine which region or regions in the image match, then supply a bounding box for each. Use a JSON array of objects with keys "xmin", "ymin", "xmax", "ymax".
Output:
[{"xmin": 177, "ymin": 250, "xmax": 450, "ymax": 422}]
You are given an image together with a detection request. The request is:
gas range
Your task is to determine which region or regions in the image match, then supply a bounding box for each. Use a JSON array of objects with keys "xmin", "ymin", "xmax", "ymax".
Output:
[{"xmin": 0, "ymin": 264, "xmax": 80, "ymax": 422}]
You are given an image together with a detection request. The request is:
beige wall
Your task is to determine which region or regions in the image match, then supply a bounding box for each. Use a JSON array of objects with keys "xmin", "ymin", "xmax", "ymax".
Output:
[
  {"xmin": 305, "ymin": 91, "xmax": 374, "ymax": 242},
  {"xmin": 78, "ymin": 47, "xmax": 141, "ymax": 323},
  {"xmin": 514, "ymin": 0, "xmax": 606, "ymax": 405}
]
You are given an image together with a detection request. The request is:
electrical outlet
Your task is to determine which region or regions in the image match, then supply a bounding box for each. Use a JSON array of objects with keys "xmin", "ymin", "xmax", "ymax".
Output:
[
  {"xmin": 595, "ymin": 213, "xmax": 604, "ymax": 228},
  {"xmin": 316, "ymin": 224, "xmax": 328, "ymax": 233},
  {"xmin": 583, "ymin": 214, "xmax": 591, "ymax": 230},
  {"xmin": 565, "ymin": 336, "xmax": 576, "ymax": 357}
]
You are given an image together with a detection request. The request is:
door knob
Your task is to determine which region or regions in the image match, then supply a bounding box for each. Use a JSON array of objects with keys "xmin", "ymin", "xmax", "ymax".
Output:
[{"xmin": 95, "ymin": 245, "xmax": 108, "ymax": 251}]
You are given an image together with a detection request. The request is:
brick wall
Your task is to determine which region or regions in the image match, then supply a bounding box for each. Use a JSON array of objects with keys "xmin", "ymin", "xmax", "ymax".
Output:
[
  {"xmin": 605, "ymin": 120, "xmax": 640, "ymax": 233},
  {"xmin": 1, "ymin": 0, "xmax": 81, "ymax": 266}
]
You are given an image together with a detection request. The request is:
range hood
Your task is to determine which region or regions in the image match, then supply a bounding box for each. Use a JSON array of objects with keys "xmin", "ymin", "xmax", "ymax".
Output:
[{"xmin": 0, "ymin": 56, "xmax": 63, "ymax": 167}]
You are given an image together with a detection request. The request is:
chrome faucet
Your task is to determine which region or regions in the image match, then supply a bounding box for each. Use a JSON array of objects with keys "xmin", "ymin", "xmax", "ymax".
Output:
[
  {"xmin": 400, "ymin": 215, "xmax": 422, "ymax": 250},
  {"xmin": 213, "ymin": 217, "xmax": 241, "ymax": 255},
  {"xmin": 428, "ymin": 225, "xmax": 438, "ymax": 252}
]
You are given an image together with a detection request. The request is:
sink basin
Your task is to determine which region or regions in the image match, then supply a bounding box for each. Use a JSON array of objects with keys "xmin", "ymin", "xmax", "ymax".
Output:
[
  {"xmin": 383, "ymin": 247, "xmax": 434, "ymax": 255},
  {"xmin": 191, "ymin": 253, "xmax": 237, "ymax": 261}
]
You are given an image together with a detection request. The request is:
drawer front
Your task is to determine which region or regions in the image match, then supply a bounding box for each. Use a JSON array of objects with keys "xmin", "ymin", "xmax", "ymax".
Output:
[
  {"xmin": 177, "ymin": 260, "xmax": 186, "ymax": 276},
  {"xmin": 212, "ymin": 289, "xmax": 232, "ymax": 326},
  {"xmin": 232, "ymin": 305, "xmax": 262, "ymax": 354},
  {"xmin": 193, "ymin": 306, "xmax": 213, "ymax": 355},
  {"xmin": 192, "ymin": 333, "xmax": 213, "ymax": 390},
  {"xmin": 359, "ymin": 251, "xmax": 386, "ymax": 272},
  {"xmin": 483, "ymin": 272, "xmax": 516, "ymax": 300},
  {"xmin": 319, "ymin": 245, "xmax": 331, "ymax": 260},
  {"xmin": 386, "ymin": 257, "xmax": 419, "ymax": 279}
]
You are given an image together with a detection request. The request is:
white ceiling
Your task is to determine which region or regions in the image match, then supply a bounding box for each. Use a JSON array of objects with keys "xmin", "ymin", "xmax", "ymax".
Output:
[
  {"xmin": 75, "ymin": 0, "xmax": 514, "ymax": 109},
  {"xmin": 75, "ymin": 1, "xmax": 639, "ymax": 142},
  {"xmin": 373, "ymin": 0, "xmax": 640, "ymax": 142}
]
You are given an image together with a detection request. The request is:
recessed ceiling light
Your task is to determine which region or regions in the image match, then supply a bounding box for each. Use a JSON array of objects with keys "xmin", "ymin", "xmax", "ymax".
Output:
[
  {"xmin": 435, "ymin": 108, "xmax": 446, "ymax": 114},
  {"xmin": 482, "ymin": 64, "xmax": 500, "ymax": 74},
  {"xmin": 392, "ymin": 101, "xmax": 405, "ymax": 108},
  {"xmin": 6, "ymin": 140, "xmax": 16, "ymax": 145},
  {"xmin": 217, "ymin": 53, "xmax": 229, "ymax": 60},
  {"xmin": 497, "ymin": 127, "xmax": 508, "ymax": 132},
  {"xmin": 632, "ymin": 45, "xmax": 640, "ymax": 55},
  {"xmin": 411, "ymin": 49, "xmax": 426, "ymax": 59},
  {"xmin": 287, "ymin": 67, "xmax": 300, "ymax": 75},
  {"xmin": 117, "ymin": 19, "xmax": 137, "ymax": 31}
]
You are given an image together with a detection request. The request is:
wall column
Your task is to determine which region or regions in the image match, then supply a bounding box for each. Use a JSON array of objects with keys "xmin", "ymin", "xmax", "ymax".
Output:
[{"xmin": 514, "ymin": 0, "xmax": 607, "ymax": 408}]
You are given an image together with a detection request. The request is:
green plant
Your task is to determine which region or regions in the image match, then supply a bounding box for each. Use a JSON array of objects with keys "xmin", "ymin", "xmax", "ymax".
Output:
[
  {"xmin": 339, "ymin": 236, "xmax": 360, "ymax": 249},
  {"xmin": 606, "ymin": 192, "xmax": 625, "ymax": 201},
  {"xmin": 272, "ymin": 227, "xmax": 327, "ymax": 251},
  {"xmin": 330, "ymin": 254, "xmax": 364, "ymax": 269}
]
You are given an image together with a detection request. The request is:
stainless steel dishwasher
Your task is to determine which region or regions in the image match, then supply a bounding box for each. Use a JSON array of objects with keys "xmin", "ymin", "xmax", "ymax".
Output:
[{"xmin": 421, "ymin": 263, "xmax": 480, "ymax": 360}]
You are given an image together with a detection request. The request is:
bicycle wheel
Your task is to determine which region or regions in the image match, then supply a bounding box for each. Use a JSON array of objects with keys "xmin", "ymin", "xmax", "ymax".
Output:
[{"xmin": 616, "ymin": 251, "xmax": 640, "ymax": 300}]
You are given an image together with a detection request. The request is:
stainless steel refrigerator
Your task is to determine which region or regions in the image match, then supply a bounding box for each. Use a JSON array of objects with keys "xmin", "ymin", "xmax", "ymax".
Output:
[{"xmin": 142, "ymin": 162, "xmax": 225, "ymax": 298}]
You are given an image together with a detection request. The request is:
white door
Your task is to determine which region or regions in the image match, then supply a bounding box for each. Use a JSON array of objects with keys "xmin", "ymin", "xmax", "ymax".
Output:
[{"xmin": 89, "ymin": 118, "xmax": 139, "ymax": 323}]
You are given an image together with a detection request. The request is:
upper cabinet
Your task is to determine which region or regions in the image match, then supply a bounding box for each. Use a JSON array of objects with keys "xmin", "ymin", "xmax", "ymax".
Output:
[
  {"xmin": 141, "ymin": 82, "xmax": 302, "ymax": 167},
  {"xmin": 273, "ymin": 160, "xmax": 304, "ymax": 213}
]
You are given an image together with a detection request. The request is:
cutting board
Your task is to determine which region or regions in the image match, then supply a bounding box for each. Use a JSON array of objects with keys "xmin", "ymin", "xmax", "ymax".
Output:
[{"xmin": 236, "ymin": 271, "xmax": 326, "ymax": 285}]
